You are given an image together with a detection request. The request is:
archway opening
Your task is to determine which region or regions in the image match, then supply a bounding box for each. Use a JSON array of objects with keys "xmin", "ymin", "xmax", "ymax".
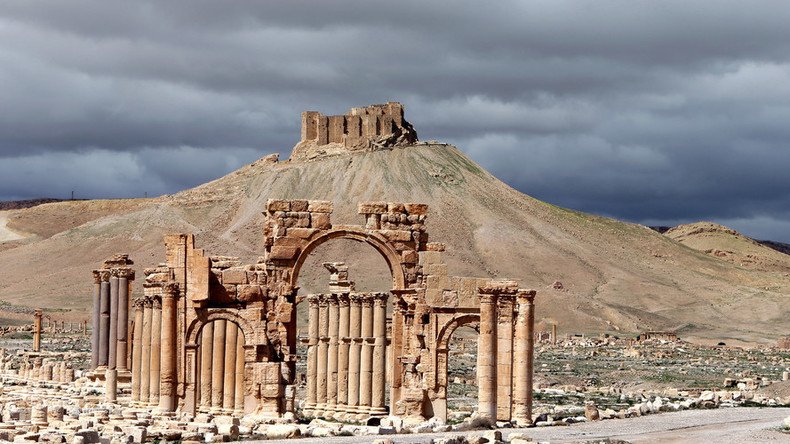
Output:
[
  {"xmin": 447, "ymin": 325, "xmax": 479, "ymax": 424},
  {"xmin": 195, "ymin": 319, "xmax": 246, "ymax": 415},
  {"xmin": 292, "ymin": 237, "xmax": 394, "ymax": 421}
]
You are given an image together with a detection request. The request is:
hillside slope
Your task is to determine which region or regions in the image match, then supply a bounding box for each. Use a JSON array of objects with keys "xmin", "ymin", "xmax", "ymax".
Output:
[{"xmin": 1, "ymin": 144, "xmax": 788, "ymax": 342}]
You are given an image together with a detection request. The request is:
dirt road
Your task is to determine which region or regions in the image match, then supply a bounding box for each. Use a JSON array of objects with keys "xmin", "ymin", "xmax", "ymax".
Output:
[
  {"xmin": 253, "ymin": 407, "xmax": 790, "ymax": 443},
  {"xmin": 0, "ymin": 211, "xmax": 26, "ymax": 242}
]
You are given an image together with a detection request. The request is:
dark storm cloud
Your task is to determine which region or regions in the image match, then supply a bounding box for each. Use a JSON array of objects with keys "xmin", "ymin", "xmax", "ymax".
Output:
[{"xmin": 1, "ymin": 1, "xmax": 789, "ymax": 241}]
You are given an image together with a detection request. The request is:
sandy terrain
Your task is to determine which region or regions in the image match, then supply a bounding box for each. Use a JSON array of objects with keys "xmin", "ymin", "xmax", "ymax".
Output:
[
  {"xmin": 0, "ymin": 211, "xmax": 27, "ymax": 242},
  {"xmin": 253, "ymin": 408, "xmax": 790, "ymax": 443}
]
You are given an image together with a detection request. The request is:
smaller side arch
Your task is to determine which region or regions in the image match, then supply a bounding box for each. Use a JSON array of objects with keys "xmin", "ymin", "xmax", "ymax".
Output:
[
  {"xmin": 436, "ymin": 314, "xmax": 481, "ymax": 352},
  {"xmin": 185, "ymin": 308, "xmax": 259, "ymax": 347}
]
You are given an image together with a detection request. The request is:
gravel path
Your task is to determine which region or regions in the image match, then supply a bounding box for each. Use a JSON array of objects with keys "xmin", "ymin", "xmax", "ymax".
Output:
[{"xmin": 250, "ymin": 407, "xmax": 790, "ymax": 443}]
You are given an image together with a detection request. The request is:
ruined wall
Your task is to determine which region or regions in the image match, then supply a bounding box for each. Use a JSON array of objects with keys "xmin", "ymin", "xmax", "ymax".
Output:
[{"xmin": 291, "ymin": 102, "xmax": 418, "ymax": 160}]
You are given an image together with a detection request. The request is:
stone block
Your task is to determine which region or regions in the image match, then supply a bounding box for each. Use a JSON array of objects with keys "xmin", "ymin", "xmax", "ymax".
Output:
[
  {"xmin": 316, "ymin": 115, "xmax": 328, "ymax": 145},
  {"xmin": 402, "ymin": 250, "xmax": 419, "ymax": 264},
  {"xmin": 358, "ymin": 202, "xmax": 388, "ymax": 214},
  {"xmin": 421, "ymin": 250, "xmax": 444, "ymax": 265},
  {"xmin": 387, "ymin": 202, "xmax": 406, "ymax": 213},
  {"xmin": 267, "ymin": 199, "xmax": 290, "ymax": 212},
  {"xmin": 287, "ymin": 228, "xmax": 318, "ymax": 239},
  {"xmin": 380, "ymin": 230, "xmax": 413, "ymax": 241},
  {"xmin": 308, "ymin": 200, "xmax": 333, "ymax": 213},
  {"xmin": 290, "ymin": 200, "xmax": 309, "ymax": 212},
  {"xmin": 312, "ymin": 213, "xmax": 331, "ymax": 230},
  {"xmin": 405, "ymin": 203, "xmax": 429, "ymax": 215},
  {"xmin": 269, "ymin": 246, "xmax": 300, "ymax": 260},
  {"xmin": 426, "ymin": 242, "xmax": 446, "ymax": 251},
  {"xmin": 221, "ymin": 269, "xmax": 248, "ymax": 285},
  {"xmin": 237, "ymin": 285, "xmax": 263, "ymax": 303},
  {"xmin": 328, "ymin": 115, "xmax": 345, "ymax": 143}
]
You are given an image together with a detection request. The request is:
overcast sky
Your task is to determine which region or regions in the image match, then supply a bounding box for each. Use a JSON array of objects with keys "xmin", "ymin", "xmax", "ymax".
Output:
[{"xmin": 1, "ymin": 1, "xmax": 789, "ymax": 242}]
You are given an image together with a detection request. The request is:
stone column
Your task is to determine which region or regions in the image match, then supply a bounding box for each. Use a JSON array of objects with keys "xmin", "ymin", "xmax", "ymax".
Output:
[
  {"xmin": 234, "ymin": 331, "xmax": 245, "ymax": 414},
  {"xmin": 98, "ymin": 272, "xmax": 111, "ymax": 369},
  {"xmin": 223, "ymin": 323, "xmax": 238, "ymax": 412},
  {"xmin": 158, "ymin": 283, "xmax": 178, "ymax": 412},
  {"xmin": 477, "ymin": 292, "xmax": 498, "ymax": 423},
  {"xmin": 91, "ymin": 271, "xmax": 101, "ymax": 369},
  {"xmin": 108, "ymin": 273, "xmax": 119, "ymax": 369},
  {"xmin": 371, "ymin": 293, "xmax": 388, "ymax": 415},
  {"xmin": 116, "ymin": 269, "xmax": 132, "ymax": 372},
  {"xmin": 149, "ymin": 296, "xmax": 162, "ymax": 406},
  {"xmin": 105, "ymin": 368, "xmax": 117, "ymax": 402},
  {"xmin": 496, "ymin": 295, "xmax": 515, "ymax": 421},
  {"xmin": 551, "ymin": 323, "xmax": 558, "ymax": 345},
  {"xmin": 131, "ymin": 298, "xmax": 144, "ymax": 403},
  {"xmin": 336, "ymin": 294, "xmax": 350, "ymax": 416},
  {"xmin": 140, "ymin": 297, "xmax": 153, "ymax": 404},
  {"xmin": 211, "ymin": 319, "xmax": 226, "ymax": 412},
  {"xmin": 316, "ymin": 295, "xmax": 329, "ymax": 416},
  {"xmin": 304, "ymin": 295, "xmax": 320, "ymax": 415},
  {"xmin": 326, "ymin": 294, "xmax": 339, "ymax": 416},
  {"xmin": 32, "ymin": 309, "xmax": 42, "ymax": 352},
  {"xmin": 347, "ymin": 294, "xmax": 362, "ymax": 416},
  {"xmin": 524, "ymin": 290, "xmax": 536, "ymax": 423},
  {"xmin": 199, "ymin": 322, "xmax": 214, "ymax": 411},
  {"xmin": 359, "ymin": 293, "xmax": 374, "ymax": 418}
]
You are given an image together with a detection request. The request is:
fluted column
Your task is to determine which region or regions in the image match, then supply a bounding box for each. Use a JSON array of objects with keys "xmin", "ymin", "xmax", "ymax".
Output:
[
  {"xmin": 234, "ymin": 330, "xmax": 245, "ymax": 414},
  {"xmin": 199, "ymin": 322, "xmax": 214, "ymax": 411},
  {"xmin": 91, "ymin": 271, "xmax": 101, "ymax": 369},
  {"xmin": 131, "ymin": 298, "xmax": 144, "ymax": 402},
  {"xmin": 211, "ymin": 319, "xmax": 226, "ymax": 412},
  {"xmin": 304, "ymin": 295, "xmax": 320, "ymax": 415},
  {"xmin": 316, "ymin": 295, "xmax": 329, "ymax": 416},
  {"xmin": 149, "ymin": 296, "xmax": 162, "ymax": 406},
  {"xmin": 496, "ymin": 295, "xmax": 515, "ymax": 420},
  {"xmin": 347, "ymin": 294, "xmax": 362, "ymax": 415},
  {"xmin": 116, "ymin": 269, "xmax": 133, "ymax": 372},
  {"xmin": 140, "ymin": 297, "xmax": 153, "ymax": 404},
  {"xmin": 98, "ymin": 272, "xmax": 111, "ymax": 369},
  {"xmin": 223, "ymin": 323, "xmax": 238, "ymax": 411},
  {"xmin": 326, "ymin": 294, "xmax": 339, "ymax": 416},
  {"xmin": 371, "ymin": 293, "xmax": 388, "ymax": 415},
  {"xmin": 513, "ymin": 290, "xmax": 536, "ymax": 425},
  {"xmin": 108, "ymin": 273, "xmax": 119, "ymax": 369},
  {"xmin": 336, "ymin": 294, "xmax": 350, "ymax": 417},
  {"xmin": 158, "ymin": 283, "xmax": 178, "ymax": 412},
  {"xmin": 477, "ymin": 292, "xmax": 498, "ymax": 422},
  {"xmin": 358, "ymin": 293, "xmax": 374, "ymax": 418}
]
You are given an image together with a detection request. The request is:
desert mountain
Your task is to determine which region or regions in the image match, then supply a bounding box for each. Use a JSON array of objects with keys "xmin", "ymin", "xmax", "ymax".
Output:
[
  {"xmin": 0, "ymin": 139, "xmax": 788, "ymax": 343},
  {"xmin": 665, "ymin": 222, "xmax": 790, "ymax": 273}
]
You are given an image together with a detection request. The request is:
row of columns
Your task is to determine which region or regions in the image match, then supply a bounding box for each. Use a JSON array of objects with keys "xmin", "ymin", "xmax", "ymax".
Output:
[
  {"xmin": 197, "ymin": 319, "xmax": 246, "ymax": 415},
  {"xmin": 477, "ymin": 287, "xmax": 536, "ymax": 425},
  {"xmin": 16, "ymin": 359, "xmax": 74, "ymax": 383},
  {"xmin": 90, "ymin": 268, "xmax": 134, "ymax": 372},
  {"xmin": 43, "ymin": 320, "xmax": 88, "ymax": 334},
  {"xmin": 303, "ymin": 292, "xmax": 388, "ymax": 420},
  {"xmin": 129, "ymin": 283, "xmax": 179, "ymax": 411}
]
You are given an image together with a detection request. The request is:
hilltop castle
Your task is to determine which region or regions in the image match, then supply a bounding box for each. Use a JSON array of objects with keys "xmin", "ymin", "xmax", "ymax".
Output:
[{"xmin": 290, "ymin": 102, "xmax": 418, "ymax": 160}]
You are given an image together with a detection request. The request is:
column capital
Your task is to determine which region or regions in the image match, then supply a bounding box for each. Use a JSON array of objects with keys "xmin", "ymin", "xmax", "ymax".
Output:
[
  {"xmin": 325, "ymin": 293, "xmax": 338, "ymax": 305},
  {"xmin": 162, "ymin": 282, "xmax": 180, "ymax": 298},
  {"xmin": 132, "ymin": 297, "xmax": 146, "ymax": 309},
  {"xmin": 349, "ymin": 293, "xmax": 364, "ymax": 304},
  {"xmin": 516, "ymin": 289, "xmax": 537, "ymax": 304},
  {"xmin": 143, "ymin": 296, "xmax": 154, "ymax": 308},
  {"xmin": 92, "ymin": 270, "xmax": 103, "ymax": 284},
  {"xmin": 151, "ymin": 295, "xmax": 162, "ymax": 309},
  {"xmin": 115, "ymin": 267, "xmax": 136, "ymax": 280},
  {"xmin": 360, "ymin": 293, "xmax": 374, "ymax": 308},
  {"xmin": 97, "ymin": 270, "xmax": 112, "ymax": 282},
  {"xmin": 317, "ymin": 294, "xmax": 329, "ymax": 307},
  {"xmin": 372, "ymin": 292, "xmax": 388, "ymax": 306},
  {"xmin": 337, "ymin": 293, "xmax": 350, "ymax": 307},
  {"xmin": 307, "ymin": 294, "xmax": 321, "ymax": 307},
  {"xmin": 478, "ymin": 293, "xmax": 497, "ymax": 305}
]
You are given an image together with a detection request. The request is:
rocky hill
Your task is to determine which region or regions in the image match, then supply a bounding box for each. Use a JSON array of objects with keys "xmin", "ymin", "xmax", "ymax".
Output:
[
  {"xmin": 665, "ymin": 222, "xmax": 790, "ymax": 273},
  {"xmin": 0, "ymin": 143, "xmax": 787, "ymax": 343}
]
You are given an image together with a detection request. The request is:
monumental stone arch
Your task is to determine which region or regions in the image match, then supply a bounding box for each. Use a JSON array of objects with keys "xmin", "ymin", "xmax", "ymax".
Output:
[{"xmin": 88, "ymin": 198, "xmax": 537, "ymax": 426}]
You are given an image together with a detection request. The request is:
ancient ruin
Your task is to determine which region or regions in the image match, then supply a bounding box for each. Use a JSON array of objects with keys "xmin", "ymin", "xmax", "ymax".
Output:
[
  {"xmin": 91, "ymin": 199, "xmax": 538, "ymax": 426},
  {"xmin": 290, "ymin": 102, "xmax": 418, "ymax": 160}
]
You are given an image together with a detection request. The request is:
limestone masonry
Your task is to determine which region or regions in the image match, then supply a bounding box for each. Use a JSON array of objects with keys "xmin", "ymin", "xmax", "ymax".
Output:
[{"xmin": 290, "ymin": 102, "xmax": 418, "ymax": 160}]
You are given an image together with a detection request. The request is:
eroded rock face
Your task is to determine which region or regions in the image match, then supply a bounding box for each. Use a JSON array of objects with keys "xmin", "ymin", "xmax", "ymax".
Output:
[{"xmin": 290, "ymin": 102, "xmax": 418, "ymax": 161}]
